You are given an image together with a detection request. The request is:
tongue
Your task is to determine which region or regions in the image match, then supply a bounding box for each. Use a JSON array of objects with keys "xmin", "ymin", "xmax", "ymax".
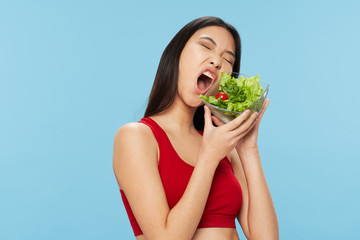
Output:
[
  {"xmin": 197, "ymin": 74, "xmax": 211, "ymax": 91},
  {"xmin": 198, "ymin": 79, "xmax": 207, "ymax": 91}
]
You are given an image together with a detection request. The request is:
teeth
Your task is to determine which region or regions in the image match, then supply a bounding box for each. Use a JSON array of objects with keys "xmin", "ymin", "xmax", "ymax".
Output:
[{"xmin": 203, "ymin": 71, "xmax": 213, "ymax": 80}]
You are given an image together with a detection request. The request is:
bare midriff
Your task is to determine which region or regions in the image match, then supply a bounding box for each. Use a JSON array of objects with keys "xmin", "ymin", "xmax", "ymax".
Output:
[{"xmin": 135, "ymin": 228, "xmax": 240, "ymax": 240}]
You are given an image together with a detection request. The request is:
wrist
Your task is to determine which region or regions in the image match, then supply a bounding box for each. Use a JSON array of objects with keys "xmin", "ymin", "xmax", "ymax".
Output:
[
  {"xmin": 196, "ymin": 151, "xmax": 221, "ymax": 170},
  {"xmin": 236, "ymin": 144, "xmax": 259, "ymax": 157}
]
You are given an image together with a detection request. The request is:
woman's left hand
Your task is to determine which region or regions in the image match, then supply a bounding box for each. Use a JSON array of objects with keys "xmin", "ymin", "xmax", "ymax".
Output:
[{"xmin": 212, "ymin": 99, "xmax": 270, "ymax": 152}]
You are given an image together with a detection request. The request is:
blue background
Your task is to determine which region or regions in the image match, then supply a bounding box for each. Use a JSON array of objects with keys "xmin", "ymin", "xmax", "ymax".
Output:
[{"xmin": 1, "ymin": 0, "xmax": 359, "ymax": 239}]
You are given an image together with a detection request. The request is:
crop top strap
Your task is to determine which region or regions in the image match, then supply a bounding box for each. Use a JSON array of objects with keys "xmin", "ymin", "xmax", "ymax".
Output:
[{"xmin": 138, "ymin": 117, "xmax": 169, "ymax": 147}]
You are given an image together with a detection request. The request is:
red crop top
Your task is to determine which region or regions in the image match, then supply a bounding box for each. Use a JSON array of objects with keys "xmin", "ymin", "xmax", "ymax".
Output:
[{"xmin": 120, "ymin": 117, "xmax": 242, "ymax": 236}]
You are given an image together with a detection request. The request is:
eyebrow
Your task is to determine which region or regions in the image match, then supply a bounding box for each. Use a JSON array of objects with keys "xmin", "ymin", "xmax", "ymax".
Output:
[{"xmin": 199, "ymin": 36, "xmax": 236, "ymax": 59}]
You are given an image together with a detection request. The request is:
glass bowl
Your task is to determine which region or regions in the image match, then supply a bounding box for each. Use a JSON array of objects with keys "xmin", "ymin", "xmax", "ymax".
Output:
[{"xmin": 201, "ymin": 73, "xmax": 269, "ymax": 123}]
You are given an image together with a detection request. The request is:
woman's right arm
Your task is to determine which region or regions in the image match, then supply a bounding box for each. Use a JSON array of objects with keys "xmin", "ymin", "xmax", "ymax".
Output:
[
  {"xmin": 113, "ymin": 122, "xmax": 218, "ymax": 240},
  {"xmin": 113, "ymin": 108, "xmax": 258, "ymax": 240}
]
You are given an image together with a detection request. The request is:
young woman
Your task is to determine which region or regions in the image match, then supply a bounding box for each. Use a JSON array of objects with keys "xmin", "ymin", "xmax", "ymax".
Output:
[{"xmin": 113, "ymin": 17, "xmax": 279, "ymax": 240}]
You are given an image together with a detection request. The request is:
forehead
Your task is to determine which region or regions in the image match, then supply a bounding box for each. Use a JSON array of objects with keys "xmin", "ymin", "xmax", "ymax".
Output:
[{"xmin": 189, "ymin": 26, "xmax": 235, "ymax": 50}]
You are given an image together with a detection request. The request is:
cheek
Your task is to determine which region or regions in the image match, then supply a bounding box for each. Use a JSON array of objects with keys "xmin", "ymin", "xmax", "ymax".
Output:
[
  {"xmin": 179, "ymin": 47, "xmax": 202, "ymax": 84},
  {"xmin": 220, "ymin": 61, "xmax": 235, "ymax": 74},
  {"xmin": 176, "ymin": 80, "xmax": 192, "ymax": 105},
  {"xmin": 180, "ymin": 45, "xmax": 204, "ymax": 67}
]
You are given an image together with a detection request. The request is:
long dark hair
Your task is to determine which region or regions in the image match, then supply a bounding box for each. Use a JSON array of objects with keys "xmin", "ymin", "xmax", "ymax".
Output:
[{"xmin": 144, "ymin": 16, "xmax": 241, "ymax": 130}]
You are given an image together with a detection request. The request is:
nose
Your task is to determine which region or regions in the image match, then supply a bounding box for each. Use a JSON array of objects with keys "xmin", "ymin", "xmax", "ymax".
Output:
[{"xmin": 210, "ymin": 55, "xmax": 222, "ymax": 69}]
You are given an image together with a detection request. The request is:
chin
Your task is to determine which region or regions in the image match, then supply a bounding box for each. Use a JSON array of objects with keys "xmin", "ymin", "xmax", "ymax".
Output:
[
  {"xmin": 179, "ymin": 92, "xmax": 204, "ymax": 110},
  {"xmin": 191, "ymin": 99, "xmax": 204, "ymax": 109}
]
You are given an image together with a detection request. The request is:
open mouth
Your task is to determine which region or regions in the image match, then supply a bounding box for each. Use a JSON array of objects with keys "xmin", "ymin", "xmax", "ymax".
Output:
[{"xmin": 196, "ymin": 71, "xmax": 214, "ymax": 94}]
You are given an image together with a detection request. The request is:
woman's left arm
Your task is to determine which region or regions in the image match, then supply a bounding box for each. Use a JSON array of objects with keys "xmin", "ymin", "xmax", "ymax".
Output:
[
  {"xmin": 215, "ymin": 99, "xmax": 279, "ymax": 240},
  {"xmin": 235, "ymin": 145, "xmax": 278, "ymax": 240}
]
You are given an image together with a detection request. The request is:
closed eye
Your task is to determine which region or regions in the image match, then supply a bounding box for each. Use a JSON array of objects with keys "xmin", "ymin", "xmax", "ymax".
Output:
[
  {"xmin": 224, "ymin": 58, "xmax": 233, "ymax": 65},
  {"xmin": 201, "ymin": 43, "xmax": 211, "ymax": 50}
]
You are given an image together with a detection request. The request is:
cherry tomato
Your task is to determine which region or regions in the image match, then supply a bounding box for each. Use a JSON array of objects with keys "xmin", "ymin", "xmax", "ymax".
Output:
[{"xmin": 215, "ymin": 92, "xmax": 228, "ymax": 100}]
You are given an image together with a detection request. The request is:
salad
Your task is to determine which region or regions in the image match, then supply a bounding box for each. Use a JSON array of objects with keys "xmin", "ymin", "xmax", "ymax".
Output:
[{"xmin": 200, "ymin": 72, "xmax": 264, "ymax": 113}]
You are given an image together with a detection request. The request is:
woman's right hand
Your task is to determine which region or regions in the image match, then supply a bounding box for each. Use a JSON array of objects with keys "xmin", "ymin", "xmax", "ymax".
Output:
[{"xmin": 199, "ymin": 106, "xmax": 258, "ymax": 165}]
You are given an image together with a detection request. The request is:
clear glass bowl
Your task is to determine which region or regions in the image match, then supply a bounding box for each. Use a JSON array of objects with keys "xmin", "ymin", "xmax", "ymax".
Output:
[{"xmin": 201, "ymin": 73, "xmax": 269, "ymax": 123}]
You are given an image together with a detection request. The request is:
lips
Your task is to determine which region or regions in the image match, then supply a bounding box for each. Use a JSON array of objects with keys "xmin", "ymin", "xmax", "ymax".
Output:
[{"xmin": 195, "ymin": 68, "xmax": 217, "ymax": 95}]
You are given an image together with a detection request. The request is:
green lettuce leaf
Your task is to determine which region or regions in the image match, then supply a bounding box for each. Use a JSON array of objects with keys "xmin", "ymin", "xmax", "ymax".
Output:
[{"xmin": 200, "ymin": 72, "xmax": 263, "ymax": 113}]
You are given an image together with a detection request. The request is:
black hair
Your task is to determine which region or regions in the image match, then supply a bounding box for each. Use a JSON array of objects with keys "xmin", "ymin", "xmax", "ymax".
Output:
[{"xmin": 144, "ymin": 16, "xmax": 241, "ymax": 130}]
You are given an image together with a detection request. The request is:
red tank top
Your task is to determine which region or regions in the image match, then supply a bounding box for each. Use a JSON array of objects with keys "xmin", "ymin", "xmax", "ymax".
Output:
[{"xmin": 120, "ymin": 117, "xmax": 242, "ymax": 236}]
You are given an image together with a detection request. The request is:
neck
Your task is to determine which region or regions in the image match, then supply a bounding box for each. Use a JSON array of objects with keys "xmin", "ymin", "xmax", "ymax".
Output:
[{"xmin": 151, "ymin": 96, "xmax": 199, "ymax": 134}]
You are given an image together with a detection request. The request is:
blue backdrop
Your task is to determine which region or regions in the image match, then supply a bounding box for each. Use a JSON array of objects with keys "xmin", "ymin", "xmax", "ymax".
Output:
[{"xmin": 1, "ymin": 0, "xmax": 359, "ymax": 239}]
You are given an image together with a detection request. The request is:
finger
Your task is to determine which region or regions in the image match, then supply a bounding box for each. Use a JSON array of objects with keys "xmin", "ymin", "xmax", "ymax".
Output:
[
  {"xmin": 211, "ymin": 115, "xmax": 225, "ymax": 127},
  {"xmin": 245, "ymin": 100, "xmax": 270, "ymax": 132},
  {"xmin": 233, "ymin": 111, "xmax": 258, "ymax": 136},
  {"xmin": 248, "ymin": 114, "xmax": 259, "ymax": 130},
  {"xmin": 259, "ymin": 99, "xmax": 270, "ymax": 115},
  {"xmin": 251, "ymin": 99, "xmax": 270, "ymax": 130},
  {"xmin": 225, "ymin": 109, "xmax": 251, "ymax": 131},
  {"xmin": 235, "ymin": 123, "xmax": 254, "ymax": 141},
  {"xmin": 203, "ymin": 106, "xmax": 213, "ymax": 130},
  {"xmin": 257, "ymin": 99, "xmax": 270, "ymax": 122}
]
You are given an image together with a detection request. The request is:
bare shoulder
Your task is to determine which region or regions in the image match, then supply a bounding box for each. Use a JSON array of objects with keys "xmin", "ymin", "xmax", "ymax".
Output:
[
  {"xmin": 113, "ymin": 122, "xmax": 175, "ymax": 237},
  {"xmin": 113, "ymin": 122, "xmax": 158, "ymax": 153},
  {"xmin": 114, "ymin": 122, "xmax": 154, "ymax": 141},
  {"xmin": 113, "ymin": 122, "xmax": 159, "ymax": 188}
]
